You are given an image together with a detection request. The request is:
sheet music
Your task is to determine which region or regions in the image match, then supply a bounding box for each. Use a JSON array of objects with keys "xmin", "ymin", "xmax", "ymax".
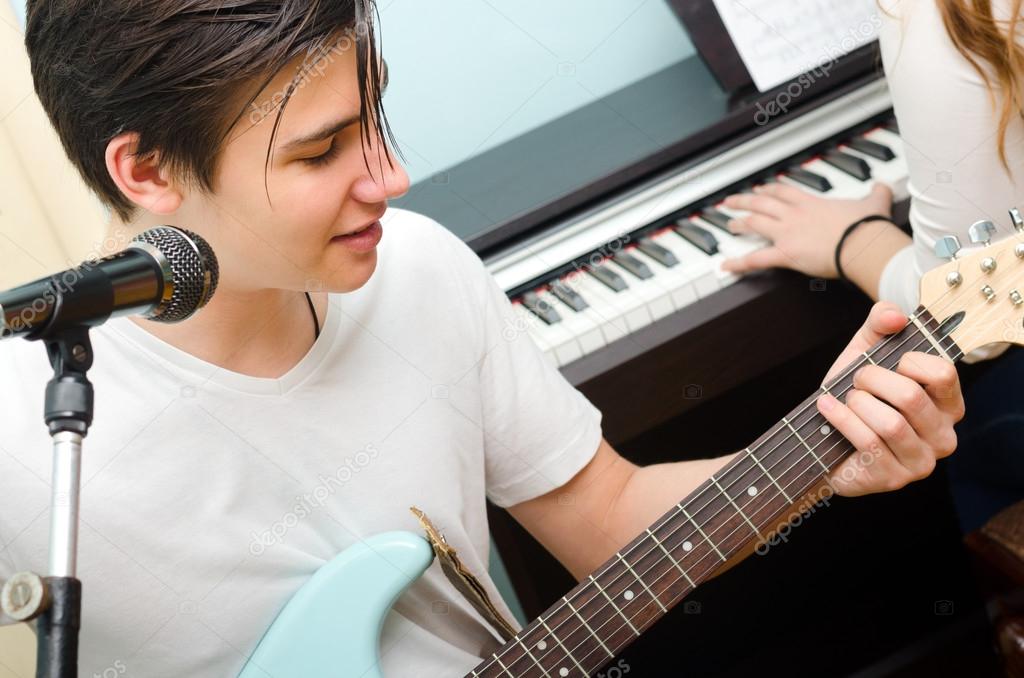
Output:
[{"xmin": 712, "ymin": 0, "xmax": 879, "ymax": 91}]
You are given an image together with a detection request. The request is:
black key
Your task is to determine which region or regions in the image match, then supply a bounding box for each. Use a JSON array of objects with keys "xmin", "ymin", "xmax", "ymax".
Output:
[
  {"xmin": 549, "ymin": 279, "xmax": 588, "ymax": 312},
  {"xmin": 785, "ymin": 166, "xmax": 832, "ymax": 192},
  {"xmin": 521, "ymin": 291, "xmax": 561, "ymax": 324},
  {"xmin": 587, "ymin": 263, "xmax": 628, "ymax": 292},
  {"xmin": 822, "ymin": 150, "xmax": 872, "ymax": 181},
  {"xmin": 612, "ymin": 251, "xmax": 654, "ymax": 279},
  {"xmin": 846, "ymin": 137, "xmax": 895, "ymax": 161},
  {"xmin": 882, "ymin": 118, "xmax": 899, "ymax": 134},
  {"xmin": 637, "ymin": 237, "xmax": 678, "ymax": 267},
  {"xmin": 674, "ymin": 221, "xmax": 719, "ymax": 256},
  {"xmin": 699, "ymin": 207, "xmax": 733, "ymax": 232}
]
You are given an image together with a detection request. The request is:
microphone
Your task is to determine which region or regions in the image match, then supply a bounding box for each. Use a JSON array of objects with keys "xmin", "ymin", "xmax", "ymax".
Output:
[{"xmin": 0, "ymin": 226, "xmax": 219, "ymax": 341}]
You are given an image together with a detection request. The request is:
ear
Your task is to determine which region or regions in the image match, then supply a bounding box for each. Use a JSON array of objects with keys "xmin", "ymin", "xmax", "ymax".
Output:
[{"xmin": 104, "ymin": 132, "xmax": 183, "ymax": 216}]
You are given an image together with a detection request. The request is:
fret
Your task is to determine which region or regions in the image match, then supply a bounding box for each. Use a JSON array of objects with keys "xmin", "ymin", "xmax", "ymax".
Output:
[
  {"xmin": 512, "ymin": 638, "xmax": 551, "ymax": 678},
  {"xmin": 646, "ymin": 528, "xmax": 695, "ymax": 587},
  {"xmin": 909, "ymin": 312, "xmax": 953, "ymax": 362},
  {"xmin": 678, "ymin": 504, "xmax": 726, "ymax": 562},
  {"xmin": 490, "ymin": 653, "xmax": 514, "ymax": 677},
  {"xmin": 588, "ymin": 574, "xmax": 640, "ymax": 636},
  {"xmin": 747, "ymin": 447, "xmax": 793, "ymax": 502},
  {"xmin": 614, "ymin": 551, "xmax": 668, "ymax": 613},
  {"xmin": 782, "ymin": 416, "xmax": 830, "ymax": 473},
  {"xmin": 538, "ymin": 617, "xmax": 587, "ymax": 676},
  {"xmin": 862, "ymin": 351, "xmax": 877, "ymax": 365},
  {"xmin": 710, "ymin": 476, "xmax": 760, "ymax": 536},
  {"xmin": 562, "ymin": 597, "xmax": 614, "ymax": 659}
]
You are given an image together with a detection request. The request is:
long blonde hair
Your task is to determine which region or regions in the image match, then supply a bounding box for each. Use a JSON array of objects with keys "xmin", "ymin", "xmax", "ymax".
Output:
[{"xmin": 938, "ymin": 0, "xmax": 1024, "ymax": 169}]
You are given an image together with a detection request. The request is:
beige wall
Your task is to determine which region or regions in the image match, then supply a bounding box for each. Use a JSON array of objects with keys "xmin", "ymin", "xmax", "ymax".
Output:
[{"xmin": 1, "ymin": 1, "xmax": 107, "ymax": 673}]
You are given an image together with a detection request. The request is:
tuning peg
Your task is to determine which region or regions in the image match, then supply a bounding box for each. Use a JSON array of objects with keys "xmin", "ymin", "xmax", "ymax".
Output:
[
  {"xmin": 1010, "ymin": 207, "xmax": 1024, "ymax": 232},
  {"xmin": 969, "ymin": 220, "xmax": 997, "ymax": 245},
  {"xmin": 935, "ymin": 236, "xmax": 964, "ymax": 287},
  {"xmin": 935, "ymin": 235, "xmax": 961, "ymax": 260}
]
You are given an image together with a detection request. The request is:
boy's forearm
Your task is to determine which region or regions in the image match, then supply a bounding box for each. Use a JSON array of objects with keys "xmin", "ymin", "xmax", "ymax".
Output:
[{"xmin": 592, "ymin": 453, "xmax": 739, "ymax": 572}]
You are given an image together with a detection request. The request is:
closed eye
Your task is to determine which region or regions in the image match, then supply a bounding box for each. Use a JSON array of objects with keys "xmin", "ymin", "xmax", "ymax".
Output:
[{"xmin": 302, "ymin": 136, "xmax": 342, "ymax": 167}]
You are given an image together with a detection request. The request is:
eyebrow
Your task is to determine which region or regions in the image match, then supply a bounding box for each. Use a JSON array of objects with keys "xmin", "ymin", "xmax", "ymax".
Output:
[{"xmin": 279, "ymin": 59, "xmax": 390, "ymax": 154}]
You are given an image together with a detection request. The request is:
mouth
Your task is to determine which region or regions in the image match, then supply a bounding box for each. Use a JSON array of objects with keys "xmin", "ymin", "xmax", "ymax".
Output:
[{"xmin": 335, "ymin": 211, "xmax": 387, "ymax": 238}]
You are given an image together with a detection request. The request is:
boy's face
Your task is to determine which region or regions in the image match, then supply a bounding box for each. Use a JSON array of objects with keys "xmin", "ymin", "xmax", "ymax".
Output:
[{"xmin": 111, "ymin": 33, "xmax": 410, "ymax": 295}]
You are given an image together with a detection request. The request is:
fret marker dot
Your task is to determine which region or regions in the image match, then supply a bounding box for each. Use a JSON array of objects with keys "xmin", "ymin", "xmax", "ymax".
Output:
[
  {"xmin": 747, "ymin": 486, "xmax": 757, "ymax": 497},
  {"xmin": 559, "ymin": 669, "xmax": 569, "ymax": 677},
  {"xmin": 536, "ymin": 640, "xmax": 547, "ymax": 651},
  {"xmin": 624, "ymin": 590, "xmax": 635, "ymax": 601},
  {"xmin": 820, "ymin": 424, "xmax": 832, "ymax": 436},
  {"xmin": 682, "ymin": 541, "xmax": 693, "ymax": 551}
]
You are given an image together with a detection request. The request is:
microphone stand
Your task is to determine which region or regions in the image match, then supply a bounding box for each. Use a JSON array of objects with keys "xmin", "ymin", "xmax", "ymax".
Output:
[{"xmin": 2, "ymin": 321, "xmax": 95, "ymax": 678}]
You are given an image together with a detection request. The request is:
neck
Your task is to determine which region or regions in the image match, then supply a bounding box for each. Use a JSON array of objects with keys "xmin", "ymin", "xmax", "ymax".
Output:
[
  {"xmin": 109, "ymin": 221, "xmax": 327, "ymax": 379},
  {"xmin": 468, "ymin": 306, "xmax": 964, "ymax": 678}
]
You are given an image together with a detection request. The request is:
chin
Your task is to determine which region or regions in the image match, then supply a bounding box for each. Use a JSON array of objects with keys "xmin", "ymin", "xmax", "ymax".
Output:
[{"xmin": 323, "ymin": 251, "xmax": 378, "ymax": 293}]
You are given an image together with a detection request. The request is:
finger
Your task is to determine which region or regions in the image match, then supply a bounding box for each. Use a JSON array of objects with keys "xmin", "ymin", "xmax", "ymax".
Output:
[
  {"xmin": 817, "ymin": 393, "xmax": 909, "ymax": 496},
  {"xmin": 822, "ymin": 302, "xmax": 907, "ymax": 383},
  {"xmin": 894, "ymin": 351, "xmax": 965, "ymax": 421},
  {"xmin": 722, "ymin": 193, "xmax": 789, "ymax": 218},
  {"xmin": 726, "ymin": 213, "xmax": 781, "ymax": 237},
  {"xmin": 720, "ymin": 246, "xmax": 788, "ymax": 273},
  {"xmin": 851, "ymin": 364, "xmax": 951, "ymax": 455},
  {"xmin": 869, "ymin": 181, "xmax": 893, "ymax": 204},
  {"xmin": 752, "ymin": 182, "xmax": 809, "ymax": 204},
  {"xmin": 844, "ymin": 387, "xmax": 936, "ymax": 478}
]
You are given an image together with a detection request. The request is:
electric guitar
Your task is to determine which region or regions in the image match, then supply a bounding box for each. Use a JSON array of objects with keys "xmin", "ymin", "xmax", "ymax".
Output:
[{"xmin": 238, "ymin": 216, "xmax": 1024, "ymax": 678}]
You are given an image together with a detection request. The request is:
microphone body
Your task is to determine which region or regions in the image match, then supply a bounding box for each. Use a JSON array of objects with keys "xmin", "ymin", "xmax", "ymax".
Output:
[{"xmin": 0, "ymin": 226, "xmax": 218, "ymax": 340}]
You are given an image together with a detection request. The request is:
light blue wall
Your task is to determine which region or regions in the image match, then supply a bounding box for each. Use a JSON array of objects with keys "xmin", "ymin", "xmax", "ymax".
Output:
[
  {"xmin": 377, "ymin": 0, "xmax": 695, "ymax": 183},
  {"xmin": 9, "ymin": 1, "xmax": 694, "ymax": 185},
  {"xmin": 10, "ymin": 0, "xmax": 24, "ymax": 27}
]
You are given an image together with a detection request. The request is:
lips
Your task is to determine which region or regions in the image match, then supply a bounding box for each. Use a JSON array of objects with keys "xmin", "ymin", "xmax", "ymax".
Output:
[{"xmin": 336, "ymin": 212, "xmax": 386, "ymax": 238}]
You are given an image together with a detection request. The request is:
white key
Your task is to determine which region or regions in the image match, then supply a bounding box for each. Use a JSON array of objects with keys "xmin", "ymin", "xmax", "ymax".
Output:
[
  {"xmin": 845, "ymin": 129, "xmax": 909, "ymax": 200},
  {"xmin": 522, "ymin": 299, "xmax": 583, "ymax": 366},
  {"xmin": 648, "ymin": 230, "xmax": 719, "ymax": 300},
  {"xmin": 575, "ymin": 269, "xmax": 652, "ymax": 335},
  {"xmin": 561, "ymin": 273, "xmax": 632, "ymax": 344},
  {"xmin": 607, "ymin": 252, "xmax": 676, "ymax": 321},
  {"xmin": 538, "ymin": 289, "xmax": 604, "ymax": 358}
]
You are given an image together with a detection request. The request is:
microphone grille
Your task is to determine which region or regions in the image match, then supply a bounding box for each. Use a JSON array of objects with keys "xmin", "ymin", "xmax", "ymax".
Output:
[{"xmin": 131, "ymin": 227, "xmax": 219, "ymax": 322}]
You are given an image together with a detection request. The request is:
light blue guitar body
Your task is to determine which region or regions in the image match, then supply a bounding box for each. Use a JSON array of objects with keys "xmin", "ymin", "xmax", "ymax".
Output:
[{"xmin": 237, "ymin": 531, "xmax": 434, "ymax": 678}]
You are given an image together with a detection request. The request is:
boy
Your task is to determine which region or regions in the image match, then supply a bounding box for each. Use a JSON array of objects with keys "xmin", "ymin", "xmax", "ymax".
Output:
[{"xmin": 1, "ymin": 2, "xmax": 963, "ymax": 675}]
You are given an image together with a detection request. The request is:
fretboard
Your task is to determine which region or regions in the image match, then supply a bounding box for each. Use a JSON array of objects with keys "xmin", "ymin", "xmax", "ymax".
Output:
[{"xmin": 468, "ymin": 306, "xmax": 964, "ymax": 678}]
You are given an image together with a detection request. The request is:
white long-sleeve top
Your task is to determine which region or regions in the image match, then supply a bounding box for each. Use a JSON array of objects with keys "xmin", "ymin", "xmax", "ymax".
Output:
[{"xmin": 878, "ymin": 0, "xmax": 1023, "ymax": 361}]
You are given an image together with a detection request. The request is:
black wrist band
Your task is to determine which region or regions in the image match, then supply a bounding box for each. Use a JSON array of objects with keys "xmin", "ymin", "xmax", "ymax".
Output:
[{"xmin": 834, "ymin": 214, "xmax": 896, "ymax": 283}]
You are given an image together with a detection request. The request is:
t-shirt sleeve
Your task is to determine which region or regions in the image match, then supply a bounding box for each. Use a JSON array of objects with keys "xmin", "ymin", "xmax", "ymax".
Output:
[{"xmin": 434, "ymin": 222, "xmax": 604, "ymax": 508}]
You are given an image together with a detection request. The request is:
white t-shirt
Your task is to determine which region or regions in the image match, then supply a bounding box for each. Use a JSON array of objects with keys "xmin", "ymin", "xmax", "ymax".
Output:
[
  {"xmin": 0, "ymin": 208, "xmax": 603, "ymax": 677},
  {"xmin": 878, "ymin": 0, "xmax": 1023, "ymax": 360}
]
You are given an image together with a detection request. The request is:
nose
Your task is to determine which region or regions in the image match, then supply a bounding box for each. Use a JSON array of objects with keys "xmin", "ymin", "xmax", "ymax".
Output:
[{"xmin": 351, "ymin": 146, "xmax": 410, "ymax": 204}]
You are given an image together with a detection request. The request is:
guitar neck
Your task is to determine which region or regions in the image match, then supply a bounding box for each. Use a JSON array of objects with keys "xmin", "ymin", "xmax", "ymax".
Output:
[{"xmin": 469, "ymin": 306, "xmax": 964, "ymax": 678}]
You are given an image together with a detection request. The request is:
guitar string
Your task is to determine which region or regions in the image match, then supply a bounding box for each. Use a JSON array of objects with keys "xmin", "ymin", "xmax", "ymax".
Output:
[
  {"xmin": 488, "ymin": 306, "xmax": 964, "ymax": 676},
  {"xmin": 486, "ymin": 249, "xmax": 990, "ymax": 676},
  {"xmin": 501, "ymin": 324, "xmax": 949, "ymax": 676}
]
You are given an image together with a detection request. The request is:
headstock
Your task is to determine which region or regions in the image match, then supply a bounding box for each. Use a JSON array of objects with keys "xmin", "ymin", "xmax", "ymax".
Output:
[{"xmin": 920, "ymin": 207, "xmax": 1024, "ymax": 355}]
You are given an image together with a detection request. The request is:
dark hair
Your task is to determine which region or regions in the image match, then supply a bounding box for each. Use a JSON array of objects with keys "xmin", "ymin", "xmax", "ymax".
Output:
[{"xmin": 24, "ymin": 0, "xmax": 398, "ymax": 224}]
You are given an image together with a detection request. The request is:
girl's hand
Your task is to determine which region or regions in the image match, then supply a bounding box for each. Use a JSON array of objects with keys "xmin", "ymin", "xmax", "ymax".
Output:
[{"xmin": 720, "ymin": 181, "xmax": 893, "ymax": 278}]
